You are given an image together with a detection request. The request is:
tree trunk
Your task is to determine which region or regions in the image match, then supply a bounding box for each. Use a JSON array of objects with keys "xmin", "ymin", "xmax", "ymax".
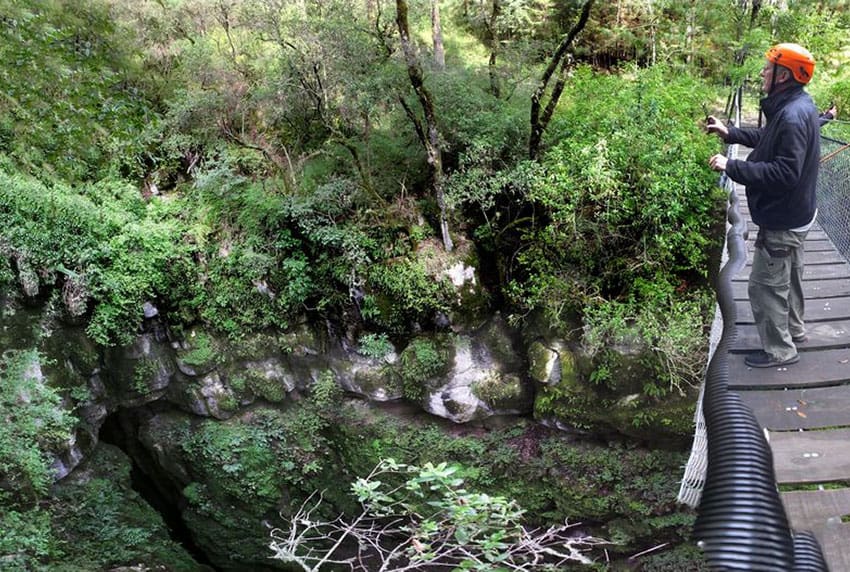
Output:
[
  {"xmin": 686, "ymin": 0, "xmax": 695, "ymax": 64},
  {"xmin": 529, "ymin": 0, "xmax": 594, "ymax": 160},
  {"xmin": 431, "ymin": 0, "xmax": 446, "ymax": 70},
  {"xmin": 486, "ymin": 0, "xmax": 501, "ymax": 98},
  {"xmin": 396, "ymin": 0, "xmax": 453, "ymax": 252}
]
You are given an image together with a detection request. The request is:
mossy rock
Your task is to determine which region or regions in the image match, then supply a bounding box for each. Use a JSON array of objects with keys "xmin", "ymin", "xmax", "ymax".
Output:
[
  {"xmin": 102, "ymin": 335, "xmax": 175, "ymax": 401},
  {"xmin": 535, "ymin": 380, "xmax": 695, "ymax": 444},
  {"xmin": 353, "ymin": 364, "xmax": 403, "ymax": 400},
  {"xmin": 398, "ymin": 333, "xmax": 455, "ymax": 402},
  {"xmin": 477, "ymin": 315, "xmax": 522, "ymax": 369},
  {"xmin": 279, "ymin": 321, "xmax": 325, "ymax": 357},
  {"xmin": 175, "ymin": 330, "xmax": 221, "ymax": 376},
  {"xmin": 48, "ymin": 444, "xmax": 203, "ymax": 571},
  {"xmin": 472, "ymin": 372, "xmax": 529, "ymax": 411},
  {"xmin": 528, "ymin": 339, "xmax": 578, "ymax": 387}
]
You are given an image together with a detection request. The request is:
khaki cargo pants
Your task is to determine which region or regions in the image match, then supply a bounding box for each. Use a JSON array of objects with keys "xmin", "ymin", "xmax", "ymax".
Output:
[{"xmin": 748, "ymin": 228, "xmax": 808, "ymax": 361}]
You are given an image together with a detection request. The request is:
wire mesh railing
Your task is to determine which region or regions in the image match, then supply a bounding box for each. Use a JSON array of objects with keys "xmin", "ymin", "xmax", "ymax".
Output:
[{"xmin": 818, "ymin": 134, "xmax": 850, "ymax": 260}]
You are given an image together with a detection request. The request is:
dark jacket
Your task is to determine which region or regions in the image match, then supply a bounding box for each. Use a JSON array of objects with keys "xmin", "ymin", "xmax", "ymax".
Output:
[{"xmin": 725, "ymin": 86, "xmax": 819, "ymax": 230}]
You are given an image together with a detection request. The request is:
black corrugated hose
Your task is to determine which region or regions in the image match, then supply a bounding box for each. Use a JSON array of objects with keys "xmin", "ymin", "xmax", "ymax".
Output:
[{"xmin": 692, "ymin": 177, "xmax": 828, "ymax": 571}]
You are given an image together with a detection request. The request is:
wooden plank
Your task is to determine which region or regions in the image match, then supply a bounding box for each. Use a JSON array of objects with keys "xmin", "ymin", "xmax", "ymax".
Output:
[
  {"xmin": 727, "ymin": 348, "xmax": 850, "ymax": 390},
  {"xmin": 745, "ymin": 249, "xmax": 848, "ymax": 265},
  {"xmin": 781, "ymin": 489, "xmax": 850, "ymax": 572},
  {"xmin": 731, "ymin": 322, "xmax": 850, "ymax": 353},
  {"xmin": 782, "ymin": 488, "xmax": 850, "ymax": 530},
  {"xmin": 769, "ymin": 428, "xmax": 850, "ymax": 484},
  {"xmin": 735, "ymin": 297, "xmax": 850, "ymax": 324},
  {"xmin": 735, "ymin": 385, "xmax": 850, "ymax": 430},
  {"xmin": 800, "ymin": 239, "xmax": 844, "ymax": 252},
  {"xmin": 742, "ymin": 237, "xmax": 835, "ymax": 252},
  {"xmin": 732, "ymin": 279, "xmax": 850, "ymax": 300},
  {"xmin": 734, "ymin": 262, "xmax": 850, "ymax": 281},
  {"xmin": 742, "ymin": 228, "xmax": 831, "ymax": 242},
  {"xmin": 813, "ymin": 522, "xmax": 850, "ymax": 572}
]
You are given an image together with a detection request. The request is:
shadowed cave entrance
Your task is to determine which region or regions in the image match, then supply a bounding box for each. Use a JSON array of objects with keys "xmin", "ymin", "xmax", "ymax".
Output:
[{"xmin": 99, "ymin": 407, "xmax": 220, "ymax": 572}]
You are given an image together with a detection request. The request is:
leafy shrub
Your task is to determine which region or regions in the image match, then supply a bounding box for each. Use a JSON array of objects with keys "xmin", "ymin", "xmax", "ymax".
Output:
[
  {"xmin": 0, "ymin": 173, "xmax": 193, "ymax": 344},
  {"xmin": 509, "ymin": 64, "xmax": 723, "ymax": 328},
  {"xmin": 365, "ymin": 259, "xmax": 454, "ymax": 333},
  {"xmin": 0, "ymin": 505, "xmax": 55, "ymax": 570},
  {"xmin": 0, "ymin": 1, "xmax": 157, "ymax": 181},
  {"xmin": 357, "ymin": 333, "xmax": 394, "ymax": 360},
  {"xmin": 270, "ymin": 458, "xmax": 606, "ymax": 570},
  {"xmin": 582, "ymin": 291, "xmax": 714, "ymax": 395},
  {"xmin": 331, "ymin": 407, "xmax": 694, "ymax": 563},
  {"xmin": 0, "ymin": 350, "xmax": 75, "ymax": 502},
  {"xmin": 399, "ymin": 335, "xmax": 454, "ymax": 401}
]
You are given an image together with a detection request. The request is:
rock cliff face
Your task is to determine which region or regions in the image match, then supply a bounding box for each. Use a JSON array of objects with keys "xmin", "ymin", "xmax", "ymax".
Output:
[{"xmin": 2, "ymin": 276, "xmax": 698, "ymax": 569}]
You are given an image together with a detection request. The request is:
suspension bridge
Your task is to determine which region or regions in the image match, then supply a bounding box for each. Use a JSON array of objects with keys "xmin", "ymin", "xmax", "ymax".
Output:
[{"xmin": 678, "ymin": 122, "xmax": 850, "ymax": 570}]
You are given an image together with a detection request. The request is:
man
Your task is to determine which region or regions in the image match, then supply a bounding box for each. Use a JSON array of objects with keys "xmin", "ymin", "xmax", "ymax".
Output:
[
  {"xmin": 707, "ymin": 43, "xmax": 820, "ymax": 368},
  {"xmin": 819, "ymin": 103, "xmax": 838, "ymax": 126}
]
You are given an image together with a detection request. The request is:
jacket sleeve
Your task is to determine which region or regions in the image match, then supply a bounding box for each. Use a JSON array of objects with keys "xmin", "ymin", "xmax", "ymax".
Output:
[
  {"xmin": 726, "ymin": 125, "xmax": 763, "ymax": 147},
  {"xmin": 725, "ymin": 118, "xmax": 809, "ymax": 191}
]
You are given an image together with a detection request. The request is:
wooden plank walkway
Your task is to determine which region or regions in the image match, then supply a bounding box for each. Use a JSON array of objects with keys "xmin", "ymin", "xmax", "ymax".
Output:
[{"xmin": 726, "ymin": 158, "xmax": 850, "ymax": 570}]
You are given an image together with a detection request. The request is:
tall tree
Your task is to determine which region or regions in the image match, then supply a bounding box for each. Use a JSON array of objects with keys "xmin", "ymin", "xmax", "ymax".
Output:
[
  {"xmin": 528, "ymin": 0, "xmax": 595, "ymax": 160},
  {"xmin": 396, "ymin": 0, "xmax": 453, "ymax": 252},
  {"xmin": 485, "ymin": 0, "xmax": 501, "ymax": 97},
  {"xmin": 432, "ymin": 0, "xmax": 446, "ymax": 70}
]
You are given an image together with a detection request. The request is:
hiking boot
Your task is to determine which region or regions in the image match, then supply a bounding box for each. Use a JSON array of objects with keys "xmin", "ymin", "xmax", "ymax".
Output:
[
  {"xmin": 745, "ymin": 351, "xmax": 800, "ymax": 368},
  {"xmin": 792, "ymin": 333, "xmax": 808, "ymax": 344}
]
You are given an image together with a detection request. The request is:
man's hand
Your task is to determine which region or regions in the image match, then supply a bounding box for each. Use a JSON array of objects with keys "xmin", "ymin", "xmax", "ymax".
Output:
[
  {"xmin": 709, "ymin": 154, "xmax": 728, "ymax": 172},
  {"xmin": 706, "ymin": 116, "xmax": 729, "ymax": 139}
]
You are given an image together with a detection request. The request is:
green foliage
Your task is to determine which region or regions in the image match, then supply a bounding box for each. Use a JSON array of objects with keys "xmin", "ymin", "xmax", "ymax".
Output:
[
  {"xmin": 310, "ymin": 370, "xmax": 344, "ymax": 411},
  {"xmin": 509, "ymin": 64, "xmax": 722, "ymax": 329},
  {"xmin": 582, "ymin": 291, "xmax": 714, "ymax": 395},
  {"xmin": 0, "ymin": 173, "xmax": 191, "ymax": 345},
  {"xmin": 350, "ymin": 459, "xmax": 545, "ymax": 568},
  {"xmin": 330, "ymin": 406, "xmax": 693, "ymax": 562},
  {"xmin": 0, "ymin": 505, "xmax": 56, "ymax": 570},
  {"xmin": 0, "ymin": 350, "xmax": 75, "ymax": 502},
  {"xmin": 272, "ymin": 457, "xmax": 605, "ymax": 570},
  {"xmin": 182, "ymin": 407, "xmax": 331, "ymax": 510},
  {"xmin": 357, "ymin": 332, "xmax": 394, "ymax": 360},
  {"xmin": 365, "ymin": 259, "xmax": 455, "ymax": 333},
  {"xmin": 179, "ymin": 331, "xmax": 218, "ymax": 368},
  {"xmin": 639, "ymin": 543, "xmax": 709, "ymax": 571},
  {"xmin": 770, "ymin": 3, "xmax": 850, "ymax": 68},
  {"xmin": 0, "ymin": 252, "xmax": 14, "ymax": 289},
  {"xmin": 0, "ymin": 0, "xmax": 157, "ymax": 181},
  {"xmin": 132, "ymin": 358, "xmax": 160, "ymax": 394},
  {"xmin": 45, "ymin": 445, "xmax": 199, "ymax": 571},
  {"xmin": 183, "ymin": 167, "xmax": 317, "ymax": 337},
  {"xmin": 399, "ymin": 335, "xmax": 454, "ymax": 401}
]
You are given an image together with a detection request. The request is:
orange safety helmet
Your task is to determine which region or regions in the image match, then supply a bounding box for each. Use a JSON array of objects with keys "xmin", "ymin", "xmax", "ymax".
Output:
[{"xmin": 765, "ymin": 43, "xmax": 815, "ymax": 84}]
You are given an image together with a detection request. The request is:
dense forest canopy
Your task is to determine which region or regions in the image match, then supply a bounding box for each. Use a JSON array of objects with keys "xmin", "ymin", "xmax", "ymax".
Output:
[
  {"xmin": 2, "ymin": 0, "xmax": 850, "ymax": 569},
  {"xmin": 5, "ymin": 0, "xmax": 847, "ymax": 348}
]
